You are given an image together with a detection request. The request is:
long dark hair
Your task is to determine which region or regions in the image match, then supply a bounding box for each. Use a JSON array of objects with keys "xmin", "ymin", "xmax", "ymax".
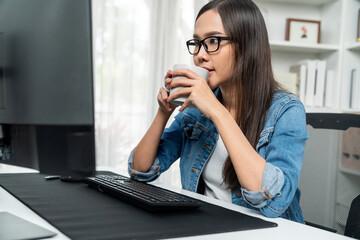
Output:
[{"xmin": 196, "ymin": 0, "xmax": 277, "ymax": 189}]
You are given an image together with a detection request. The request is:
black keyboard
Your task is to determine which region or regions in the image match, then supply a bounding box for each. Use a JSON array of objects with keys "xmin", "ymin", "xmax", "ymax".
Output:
[{"xmin": 83, "ymin": 175, "xmax": 202, "ymax": 212}]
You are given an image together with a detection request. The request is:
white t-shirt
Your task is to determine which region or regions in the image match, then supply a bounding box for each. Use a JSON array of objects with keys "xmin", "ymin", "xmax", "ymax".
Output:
[{"xmin": 202, "ymin": 135, "xmax": 232, "ymax": 203}]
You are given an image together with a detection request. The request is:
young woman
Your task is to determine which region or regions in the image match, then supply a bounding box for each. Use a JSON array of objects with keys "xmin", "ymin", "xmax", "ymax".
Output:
[{"xmin": 128, "ymin": 0, "xmax": 308, "ymax": 223}]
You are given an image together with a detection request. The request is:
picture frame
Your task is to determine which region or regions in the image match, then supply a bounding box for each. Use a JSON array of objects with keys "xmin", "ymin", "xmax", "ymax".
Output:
[{"xmin": 285, "ymin": 18, "xmax": 321, "ymax": 44}]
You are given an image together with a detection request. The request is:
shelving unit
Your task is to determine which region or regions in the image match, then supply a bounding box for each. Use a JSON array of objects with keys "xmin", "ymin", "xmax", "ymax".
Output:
[
  {"xmin": 254, "ymin": 0, "xmax": 360, "ymax": 236},
  {"xmin": 255, "ymin": 0, "xmax": 360, "ymax": 113}
]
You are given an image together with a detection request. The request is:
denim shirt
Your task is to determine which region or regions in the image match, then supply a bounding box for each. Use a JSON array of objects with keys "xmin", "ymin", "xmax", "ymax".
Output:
[{"xmin": 128, "ymin": 88, "xmax": 308, "ymax": 223}]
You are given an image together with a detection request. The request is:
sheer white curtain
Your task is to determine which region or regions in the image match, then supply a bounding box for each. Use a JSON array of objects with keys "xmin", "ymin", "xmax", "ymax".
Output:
[{"xmin": 92, "ymin": 0, "xmax": 208, "ymax": 188}]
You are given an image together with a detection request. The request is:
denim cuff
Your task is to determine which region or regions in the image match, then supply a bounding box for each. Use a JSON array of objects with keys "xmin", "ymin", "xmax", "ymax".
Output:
[
  {"xmin": 241, "ymin": 163, "xmax": 284, "ymax": 208},
  {"xmin": 128, "ymin": 149, "xmax": 161, "ymax": 182}
]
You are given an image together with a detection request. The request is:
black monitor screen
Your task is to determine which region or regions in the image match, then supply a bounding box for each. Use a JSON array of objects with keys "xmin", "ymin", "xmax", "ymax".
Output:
[
  {"xmin": 0, "ymin": 0, "xmax": 93, "ymax": 125},
  {"xmin": 0, "ymin": 0, "xmax": 95, "ymax": 179}
]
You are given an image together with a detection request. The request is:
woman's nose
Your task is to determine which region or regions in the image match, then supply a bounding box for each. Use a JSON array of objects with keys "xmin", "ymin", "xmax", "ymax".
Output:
[{"xmin": 196, "ymin": 45, "xmax": 209, "ymax": 63}]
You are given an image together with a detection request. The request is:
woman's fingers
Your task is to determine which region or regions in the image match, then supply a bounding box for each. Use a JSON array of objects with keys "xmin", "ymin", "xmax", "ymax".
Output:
[
  {"xmin": 162, "ymin": 70, "xmax": 173, "ymax": 91},
  {"xmin": 164, "ymin": 77, "xmax": 173, "ymax": 90},
  {"xmin": 165, "ymin": 68, "xmax": 207, "ymax": 91},
  {"xmin": 166, "ymin": 70, "xmax": 172, "ymax": 78},
  {"xmin": 172, "ymin": 68, "xmax": 201, "ymax": 80},
  {"xmin": 166, "ymin": 87, "xmax": 192, "ymax": 103},
  {"xmin": 162, "ymin": 68, "xmax": 210, "ymax": 113},
  {"xmin": 160, "ymin": 87, "xmax": 168, "ymax": 100},
  {"xmin": 157, "ymin": 88, "xmax": 168, "ymax": 107},
  {"xmin": 178, "ymin": 98, "xmax": 191, "ymax": 112},
  {"xmin": 168, "ymin": 77, "xmax": 195, "ymax": 89},
  {"xmin": 158, "ymin": 88, "xmax": 176, "ymax": 112}
]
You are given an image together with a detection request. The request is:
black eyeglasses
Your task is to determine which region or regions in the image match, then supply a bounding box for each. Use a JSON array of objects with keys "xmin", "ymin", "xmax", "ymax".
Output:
[{"xmin": 186, "ymin": 36, "xmax": 232, "ymax": 55}]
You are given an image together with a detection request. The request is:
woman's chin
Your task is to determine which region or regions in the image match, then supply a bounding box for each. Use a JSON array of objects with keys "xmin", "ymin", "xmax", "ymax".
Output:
[{"xmin": 207, "ymin": 81, "xmax": 218, "ymax": 90}]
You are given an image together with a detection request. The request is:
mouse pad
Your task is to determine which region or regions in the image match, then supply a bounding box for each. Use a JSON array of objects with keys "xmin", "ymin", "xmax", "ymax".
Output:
[
  {"xmin": 0, "ymin": 212, "xmax": 57, "ymax": 240},
  {"xmin": 0, "ymin": 173, "xmax": 277, "ymax": 240}
]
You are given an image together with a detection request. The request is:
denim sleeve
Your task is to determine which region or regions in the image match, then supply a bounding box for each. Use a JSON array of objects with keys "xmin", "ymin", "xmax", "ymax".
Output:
[
  {"xmin": 241, "ymin": 100, "xmax": 308, "ymax": 218},
  {"xmin": 241, "ymin": 163, "xmax": 284, "ymax": 208},
  {"xmin": 128, "ymin": 113, "xmax": 184, "ymax": 182},
  {"xmin": 128, "ymin": 149, "xmax": 162, "ymax": 182}
]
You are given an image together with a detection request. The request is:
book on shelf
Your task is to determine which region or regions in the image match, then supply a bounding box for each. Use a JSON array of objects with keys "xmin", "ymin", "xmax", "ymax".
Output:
[
  {"xmin": 350, "ymin": 68, "xmax": 360, "ymax": 109},
  {"xmin": 289, "ymin": 64, "xmax": 306, "ymax": 103},
  {"xmin": 290, "ymin": 59, "xmax": 331, "ymax": 108},
  {"xmin": 314, "ymin": 60, "xmax": 326, "ymax": 107},
  {"xmin": 324, "ymin": 70, "xmax": 334, "ymax": 108},
  {"xmin": 274, "ymin": 72, "xmax": 297, "ymax": 96},
  {"xmin": 298, "ymin": 59, "xmax": 316, "ymax": 107}
]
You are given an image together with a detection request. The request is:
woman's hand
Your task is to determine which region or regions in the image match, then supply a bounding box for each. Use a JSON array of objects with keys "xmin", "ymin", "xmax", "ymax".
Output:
[
  {"xmin": 157, "ymin": 70, "xmax": 177, "ymax": 115},
  {"xmin": 166, "ymin": 68, "xmax": 221, "ymax": 119}
]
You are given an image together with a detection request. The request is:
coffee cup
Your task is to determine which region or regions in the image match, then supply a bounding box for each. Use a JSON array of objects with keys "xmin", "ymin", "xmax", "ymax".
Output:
[{"xmin": 162, "ymin": 64, "xmax": 209, "ymax": 108}]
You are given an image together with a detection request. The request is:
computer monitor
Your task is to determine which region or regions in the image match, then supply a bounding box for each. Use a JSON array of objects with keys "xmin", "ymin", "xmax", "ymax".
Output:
[{"xmin": 0, "ymin": 0, "xmax": 95, "ymax": 179}]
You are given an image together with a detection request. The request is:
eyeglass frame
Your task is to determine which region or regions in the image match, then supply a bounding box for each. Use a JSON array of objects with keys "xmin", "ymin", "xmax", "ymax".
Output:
[{"xmin": 186, "ymin": 36, "xmax": 232, "ymax": 55}]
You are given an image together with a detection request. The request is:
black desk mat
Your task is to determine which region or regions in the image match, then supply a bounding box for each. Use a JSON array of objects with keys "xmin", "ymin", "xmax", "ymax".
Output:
[{"xmin": 0, "ymin": 173, "xmax": 277, "ymax": 240}]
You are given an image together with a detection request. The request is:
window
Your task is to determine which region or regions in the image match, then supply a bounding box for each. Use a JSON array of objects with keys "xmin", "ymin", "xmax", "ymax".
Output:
[{"xmin": 92, "ymin": 0, "xmax": 206, "ymax": 188}]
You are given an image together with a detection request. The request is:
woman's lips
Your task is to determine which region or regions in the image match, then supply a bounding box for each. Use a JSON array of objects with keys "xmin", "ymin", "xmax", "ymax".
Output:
[
  {"xmin": 200, "ymin": 67, "xmax": 214, "ymax": 76},
  {"xmin": 201, "ymin": 66, "xmax": 213, "ymax": 71}
]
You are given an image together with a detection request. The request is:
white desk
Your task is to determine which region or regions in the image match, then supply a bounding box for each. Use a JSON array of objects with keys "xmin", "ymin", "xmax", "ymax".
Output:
[
  {"xmin": 0, "ymin": 165, "xmax": 69, "ymax": 240},
  {"xmin": 0, "ymin": 165, "xmax": 354, "ymax": 240}
]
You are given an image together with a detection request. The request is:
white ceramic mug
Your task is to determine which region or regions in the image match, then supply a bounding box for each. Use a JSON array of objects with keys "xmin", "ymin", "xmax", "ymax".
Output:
[{"xmin": 162, "ymin": 64, "xmax": 209, "ymax": 107}]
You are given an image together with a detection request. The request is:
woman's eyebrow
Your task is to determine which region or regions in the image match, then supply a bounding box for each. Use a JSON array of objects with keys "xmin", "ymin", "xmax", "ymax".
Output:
[{"xmin": 193, "ymin": 31, "xmax": 225, "ymax": 39}]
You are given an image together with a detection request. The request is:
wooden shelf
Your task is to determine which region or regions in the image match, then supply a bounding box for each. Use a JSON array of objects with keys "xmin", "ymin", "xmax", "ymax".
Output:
[{"xmin": 270, "ymin": 41, "xmax": 339, "ymax": 53}]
